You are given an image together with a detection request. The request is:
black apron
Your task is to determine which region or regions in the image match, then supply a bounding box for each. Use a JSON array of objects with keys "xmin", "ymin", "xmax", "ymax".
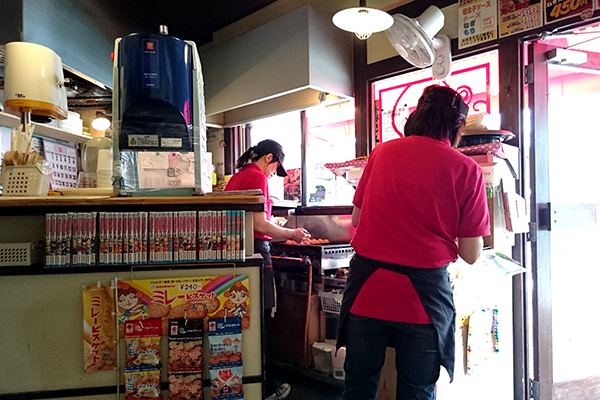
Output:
[
  {"xmin": 336, "ymin": 254, "xmax": 457, "ymax": 381},
  {"xmin": 254, "ymin": 238, "xmax": 276, "ymax": 310}
]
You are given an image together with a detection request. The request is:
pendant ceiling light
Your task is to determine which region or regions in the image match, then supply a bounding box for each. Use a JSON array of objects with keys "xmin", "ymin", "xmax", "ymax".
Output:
[{"xmin": 332, "ymin": 0, "xmax": 393, "ymax": 40}]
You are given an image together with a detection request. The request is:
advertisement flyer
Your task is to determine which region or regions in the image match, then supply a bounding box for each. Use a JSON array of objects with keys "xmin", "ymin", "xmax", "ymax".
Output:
[
  {"xmin": 83, "ymin": 283, "xmax": 117, "ymax": 373},
  {"xmin": 117, "ymin": 275, "xmax": 251, "ymax": 335},
  {"xmin": 459, "ymin": 0, "xmax": 499, "ymax": 49},
  {"xmin": 545, "ymin": 0, "xmax": 594, "ymax": 24},
  {"xmin": 499, "ymin": 0, "xmax": 544, "ymax": 37}
]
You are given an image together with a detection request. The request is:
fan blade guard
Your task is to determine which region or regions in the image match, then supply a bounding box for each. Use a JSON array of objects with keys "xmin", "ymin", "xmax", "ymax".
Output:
[{"xmin": 385, "ymin": 13, "xmax": 434, "ymax": 68}]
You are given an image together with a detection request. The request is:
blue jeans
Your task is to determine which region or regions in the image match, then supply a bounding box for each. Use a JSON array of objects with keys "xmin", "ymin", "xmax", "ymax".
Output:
[{"xmin": 343, "ymin": 313, "xmax": 440, "ymax": 400}]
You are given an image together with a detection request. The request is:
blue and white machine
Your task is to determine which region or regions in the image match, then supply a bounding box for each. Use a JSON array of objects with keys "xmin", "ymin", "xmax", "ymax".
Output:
[{"xmin": 112, "ymin": 25, "xmax": 210, "ymax": 194}]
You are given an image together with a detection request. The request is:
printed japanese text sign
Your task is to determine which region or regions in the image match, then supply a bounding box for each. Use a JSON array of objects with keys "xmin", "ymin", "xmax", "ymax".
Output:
[
  {"xmin": 459, "ymin": 0, "xmax": 499, "ymax": 49},
  {"xmin": 499, "ymin": 0, "xmax": 544, "ymax": 37},
  {"xmin": 83, "ymin": 284, "xmax": 117, "ymax": 373},
  {"xmin": 117, "ymin": 275, "xmax": 251, "ymax": 335},
  {"xmin": 545, "ymin": 0, "xmax": 594, "ymax": 24}
]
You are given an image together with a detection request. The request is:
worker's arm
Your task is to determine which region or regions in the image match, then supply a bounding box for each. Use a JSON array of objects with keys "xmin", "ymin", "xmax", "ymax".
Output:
[
  {"xmin": 351, "ymin": 206, "xmax": 361, "ymax": 228},
  {"xmin": 253, "ymin": 211, "xmax": 310, "ymax": 242},
  {"xmin": 457, "ymin": 236, "xmax": 484, "ymax": 264}
]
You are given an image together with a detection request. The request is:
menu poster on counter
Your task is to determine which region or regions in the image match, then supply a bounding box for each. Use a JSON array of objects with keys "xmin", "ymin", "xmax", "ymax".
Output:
[
  {"xmin": 458, "ymin": 0, "xmax": 499, "ymax": 49},
  {"xmin": 117, "ymin": 275, "xmax": 251, "ymax": 335},
  {"xmin": 499, "ymin": 0, "xmax": 543, "ymax": 37},
  {"xmin": 545, "ymin": 0, "xmax": 594, "ymax": 24}
]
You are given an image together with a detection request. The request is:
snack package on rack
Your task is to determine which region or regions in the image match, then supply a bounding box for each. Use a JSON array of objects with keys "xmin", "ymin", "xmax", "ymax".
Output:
[
  {"xmin": 168, "ymin": 373, "xmax": 203, "ymax": 400},
  {"xmin": 124, "ymin": 369, "xmax": 163, "ymax": 400},
  {"xmin": 208, "ymin": 317, "xmax": 244, "ymax": 400},
  {"xmin": 168, "ymin": 318, "xmax": 204, "ymax": 373},
  {"xmin": 82, "ymin": 283, "xmax": 117, "ymax": 373},
  {"xmin": 124, "ymin": 318, "xmax": 162, "ymax": 370}
]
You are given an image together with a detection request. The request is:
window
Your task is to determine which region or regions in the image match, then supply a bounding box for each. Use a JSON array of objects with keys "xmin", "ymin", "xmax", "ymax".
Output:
[
  {"xmin": 372, "ymin": 50, "xmax": 500, "ymax": 144},
  {"xmin": 305, "ymin": 100, "xmax": 356, "ymax": 206},
  {"xmin": 248, "ymin": 99, "xmax": 356, "ymax": 206},
  {"xmin": 249, "ymin": 111, "xmax": 301, "ymax": 202}
]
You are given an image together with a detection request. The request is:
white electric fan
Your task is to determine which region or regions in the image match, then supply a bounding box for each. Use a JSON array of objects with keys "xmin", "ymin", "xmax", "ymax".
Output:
[{"xmin": 385, "ymin": 6, "xmax": 452, "ymax": 80}]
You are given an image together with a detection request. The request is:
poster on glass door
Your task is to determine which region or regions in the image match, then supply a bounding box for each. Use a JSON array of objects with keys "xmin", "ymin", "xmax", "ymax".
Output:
[{"xmin": 498, "ymin": 0, "xmax": 543, "ymax": 37}]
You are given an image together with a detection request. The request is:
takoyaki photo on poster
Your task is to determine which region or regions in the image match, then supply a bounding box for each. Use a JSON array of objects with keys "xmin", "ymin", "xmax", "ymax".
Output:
[{"xmin": 117, "ymin": 276, "xmax": 251, "ymax": 336}]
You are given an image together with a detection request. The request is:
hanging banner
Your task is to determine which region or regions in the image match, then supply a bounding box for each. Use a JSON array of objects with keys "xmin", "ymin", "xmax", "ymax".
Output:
[
  {"xmin": 83, "ymin": 283, "xmax": 117, "ymax": 373},
  {"xmin": 117, "ymin": 275, "xmax": 251, "ymax": 335},
  {"xmin": 545, "ymin": 0, "xmax": 594, "ymax": 24},
  {"xmin": 499, "ymin": 0, "xmax": 544, "ymax": 37},
  {"xmin": 458, "ymin": 0, "xmax": 499, "ymax": 49}
]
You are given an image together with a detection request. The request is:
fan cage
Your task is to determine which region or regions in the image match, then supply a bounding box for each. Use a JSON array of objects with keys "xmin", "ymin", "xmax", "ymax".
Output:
[{"xmin": 386, "ymin": 14, "xmax": 435, "ymax": 68}]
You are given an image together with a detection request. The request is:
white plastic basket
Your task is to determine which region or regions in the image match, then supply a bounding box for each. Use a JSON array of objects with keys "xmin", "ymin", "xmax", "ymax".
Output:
[
  {"xmin": 0, "ymin": 242, "xmax": 43, "ymax": 266},
  {"xmin": 1, "ymin": 165, "xmax": 50, "ymax": 196},
  {"xmin": 319, "ymin": 290, "xmax": 343, "ymax": 315}
]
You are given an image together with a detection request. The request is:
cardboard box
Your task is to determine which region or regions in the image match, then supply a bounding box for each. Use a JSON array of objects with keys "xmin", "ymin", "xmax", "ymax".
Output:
[{"xmin": 270, "ymin": 291, "xmax": 320, "ymax": 367}]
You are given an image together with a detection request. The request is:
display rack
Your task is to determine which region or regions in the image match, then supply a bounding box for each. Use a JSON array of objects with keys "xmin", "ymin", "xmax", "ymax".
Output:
[
  {"xmin": 0, "ymin": 194, "xmax": 266, "ymax": 400},
  {"xmin": 0, "ymin": 110, "xmax": 90, "ymax": 143}
]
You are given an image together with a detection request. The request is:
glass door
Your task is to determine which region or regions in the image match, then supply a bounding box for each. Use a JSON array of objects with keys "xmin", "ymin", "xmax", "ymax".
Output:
[{"xmin": 526, "ymin": 24, "xmax": 600, "ymax": 400}]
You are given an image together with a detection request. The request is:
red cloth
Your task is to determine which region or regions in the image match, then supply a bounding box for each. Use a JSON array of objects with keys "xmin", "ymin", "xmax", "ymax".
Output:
[
  {"xmin": 350, "ymin": 135, "xmax": 490, "ymax": 323},
  {"xmin": 351, "ymin": 268, "xmax": 432, "ymax": 323},
  {"xmin": 325, "ymin": 158, "xmax": 368, "ymax": 177},
  {"xmin": 458, "ymin": 141, "xmax": 506, "ymax": 158},
  {"xmin": 225, "ymin": 163, "xmax": 272, "ymax": 240}
]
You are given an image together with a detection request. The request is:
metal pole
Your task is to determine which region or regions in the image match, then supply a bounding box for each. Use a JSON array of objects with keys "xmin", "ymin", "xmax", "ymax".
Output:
[{"xmin": 300, "ymin": 111, "xmax": 308, "ymax": 207}]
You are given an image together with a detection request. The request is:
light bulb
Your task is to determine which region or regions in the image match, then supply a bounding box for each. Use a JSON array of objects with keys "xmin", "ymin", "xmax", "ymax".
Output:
[{"xmin": 92, "ymin": 117, "xmax": 111, "ymax": 131}]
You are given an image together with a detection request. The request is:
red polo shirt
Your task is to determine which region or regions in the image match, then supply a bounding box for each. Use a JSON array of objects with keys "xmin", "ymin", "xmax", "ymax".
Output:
[
  {"xmin": 225, "ymin": 163, "xmax": 272, "ymax": 240},
  {"xmin": 350, "ymin": 135, "xmax": 490, "ymax": 323}
]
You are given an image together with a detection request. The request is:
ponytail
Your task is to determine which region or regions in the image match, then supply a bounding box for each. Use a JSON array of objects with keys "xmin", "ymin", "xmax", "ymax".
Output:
[{"xmin": 235, "ymin": 146, "xmax": 258, "ymax": 169}]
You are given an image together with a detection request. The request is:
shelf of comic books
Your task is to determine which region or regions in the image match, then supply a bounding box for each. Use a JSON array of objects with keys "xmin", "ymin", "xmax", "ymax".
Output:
[
  {"xmin": 0, "ymin": 208, "xmax": 259, "ymax": 276},
  {"xmin": 0, "ymin": 194, "xmax": 266, "ymax": 216},
  {"xmin": 0, "ymin": 195, "xmax": 263, "ymax": 276}
]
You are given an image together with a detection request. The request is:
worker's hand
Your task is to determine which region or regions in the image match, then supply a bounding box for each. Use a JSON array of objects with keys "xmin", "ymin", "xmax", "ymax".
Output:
[{"xmin": 290, "ymin": 228, "xmax": 311, "ymax": 243}]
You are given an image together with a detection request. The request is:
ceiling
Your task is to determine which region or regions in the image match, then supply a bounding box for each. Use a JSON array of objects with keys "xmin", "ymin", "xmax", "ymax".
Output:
[
  {"xmin": 91, "ymin": 0, "xmax": 281, "ymax": 48},
  {"xmin": 65, "ymin": 0, "xmax": 281, "ymax": 109},
  {"xmin": 64, "ymin": 0, "xmax": 411, "ymax": 110},
  {"xmin": 80, "ymin": 0, "xmax": 413, "ymax": 47}
]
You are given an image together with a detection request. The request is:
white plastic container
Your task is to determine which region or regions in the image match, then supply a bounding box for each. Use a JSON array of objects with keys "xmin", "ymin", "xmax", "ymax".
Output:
[
  {"xmin": 4, "ymin": 42, "xmax": 68, "ymax": 120},
  {"xmin": 332, "ymin": 346, "xmax": 346, "ymax": 380},
  {"xmin": 57, "ymin": 111, "xmax": 83, "ymax": 135},
  {"xmin": 1, "ymin": 165, "xmax": 50, "ymax": 196},
  {"xmin": 312, "ymin": 342, "xmax": 335, "ymax": 374},
  {"xmin": 0, "ymin": 242, "xmax": 43, "ymax": 266}
]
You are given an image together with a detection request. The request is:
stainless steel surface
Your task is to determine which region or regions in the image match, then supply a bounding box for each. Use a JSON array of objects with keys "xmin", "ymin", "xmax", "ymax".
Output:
[
  {"xmin": 286, "ymin": 214, "xmax": 356, "ymax": 244},
  {"xmin": 271, "ymin": 242, "xmax": 353, "ymax": 276}
]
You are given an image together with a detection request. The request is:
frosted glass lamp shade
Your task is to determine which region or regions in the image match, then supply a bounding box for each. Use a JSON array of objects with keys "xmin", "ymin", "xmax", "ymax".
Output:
[
  {"xmin": 92, "ymin": 116, "xmax": 111, "ymax": 131},
  {"xmin": 333, "ymin": 7, "xmax": 393, "ymax": 40}
]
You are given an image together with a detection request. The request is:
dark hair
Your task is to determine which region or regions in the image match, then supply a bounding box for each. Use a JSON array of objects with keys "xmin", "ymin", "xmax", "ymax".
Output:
[
  {"xmin": 404, "ymin": 85, "xmax": 468, "ymax": 145},
  {"xmin": 235, "ymin": 139, "xmax": 288, "ymax": 177}
]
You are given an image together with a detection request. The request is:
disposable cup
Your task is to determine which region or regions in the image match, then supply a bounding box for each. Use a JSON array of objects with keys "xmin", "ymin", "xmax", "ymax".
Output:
[
  {"xmin": 97, "ymin": 149, "xmax": 112, "ymax": 171},
  {"xmin": 96, "ymin": 168, "xmax": 112, "ymax": 188}
]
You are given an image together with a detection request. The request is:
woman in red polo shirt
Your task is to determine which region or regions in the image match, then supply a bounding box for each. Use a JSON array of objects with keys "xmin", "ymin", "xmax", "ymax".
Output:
[
  {"xmin": 337, "ymin": 85, "xmax": 490, "ymax": 400},
  {"xmin": 225, "ymin": 139, "xmax": 310, "ymax": 400}
]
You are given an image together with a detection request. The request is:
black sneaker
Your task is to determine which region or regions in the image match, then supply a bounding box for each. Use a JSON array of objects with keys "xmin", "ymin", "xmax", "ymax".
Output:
[{"xmin": 266, "ymin": 383, "xmax": 291, "ymax": 400}]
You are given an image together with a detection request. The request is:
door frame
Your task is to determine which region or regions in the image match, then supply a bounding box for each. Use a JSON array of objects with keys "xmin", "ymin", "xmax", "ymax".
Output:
[{"xmin": 526, "ymin": 39, "xmax": 554, "ymax": 400}]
